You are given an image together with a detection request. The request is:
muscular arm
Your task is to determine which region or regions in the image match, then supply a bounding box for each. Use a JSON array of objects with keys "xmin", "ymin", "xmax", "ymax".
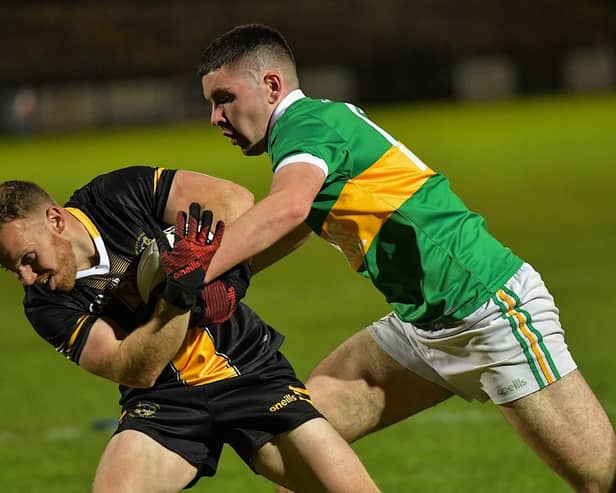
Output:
[
  {"xmin": 250, "ymin": 223, "xmax": 313, "ymax": 274},
  {"xmin": 78, "ymin": 301, "xmax": 190, "ymax": 388},
  {"xmin": 204, "ymin": 163, "xmax": 325, "ymax": 282},
  {"xmin": 164, "ymin": 170, "xmax": 254, "ymax": 226}
]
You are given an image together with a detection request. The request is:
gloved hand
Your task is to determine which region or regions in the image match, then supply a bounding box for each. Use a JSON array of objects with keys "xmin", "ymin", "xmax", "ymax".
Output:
[
  {"xmin": 190, "ymin": 263, "xmax": 251, "ymax": 326},
  {"xmin": 156, "ymin": 203, "xmax": 224, "ymax": 310}
]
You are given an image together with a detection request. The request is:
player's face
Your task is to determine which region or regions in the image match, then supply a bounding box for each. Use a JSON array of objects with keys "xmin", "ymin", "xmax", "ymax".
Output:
[
  {"xmin": 0, "ymin": 216, "xmax": 77, "ymax": 291},
  {"xmin": 202, "ymin": 64, "xmax": 273, "ymax": 156}
]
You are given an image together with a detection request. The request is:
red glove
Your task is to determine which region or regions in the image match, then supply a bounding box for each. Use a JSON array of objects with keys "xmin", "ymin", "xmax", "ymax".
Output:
[
  {"xmin": 190, "ymin": 263, "xmax": 251, "ymax": 325},
  {"xmin": 156, "ymin": 203, "xmax": 223, "ymax": 309}
]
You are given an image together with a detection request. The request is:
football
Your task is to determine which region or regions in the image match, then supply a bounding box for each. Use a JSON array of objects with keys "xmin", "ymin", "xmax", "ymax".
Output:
[{"xmin": 136, "ymin": 231, "xmax": 174, "ymax": 303}]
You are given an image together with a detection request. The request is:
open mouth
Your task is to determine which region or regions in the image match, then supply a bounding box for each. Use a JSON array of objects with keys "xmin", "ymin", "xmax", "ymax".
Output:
[
  {"xmin": 222, "ymin": 130, "xmax": 238, "ymax": 145},
  {"xmin": 37, "ymin": 273, "xmax": 52, "ymax": 286}
]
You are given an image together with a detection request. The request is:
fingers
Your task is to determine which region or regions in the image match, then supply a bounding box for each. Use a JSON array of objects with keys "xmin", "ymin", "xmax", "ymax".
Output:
[
  {"xmin": 186, "ymin": 203, "xmax": 202, "ymax": 241},
  {"xmin": 197, "ymin": 210, "xmax": 214, "ymax": 244},
  {"xmin": 172, "ymin": 203, "xmax": 222, "ymax": 246},
  {"xmin": 174, "ymin": 210, "xmax": 187, "ymax": 244},
  {"xmin": 210, "ymin": 220, "xmax": 225, "ymax": 248}
]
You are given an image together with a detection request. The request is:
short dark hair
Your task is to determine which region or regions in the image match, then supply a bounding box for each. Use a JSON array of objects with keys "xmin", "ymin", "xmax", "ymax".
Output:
[
  {"xmin": 0, "ymin": 180, "xmax": 54, "ymax": 224},
  {"xmin": 198, "ymin": 24, "xmax": 295, "ymax": 77}
]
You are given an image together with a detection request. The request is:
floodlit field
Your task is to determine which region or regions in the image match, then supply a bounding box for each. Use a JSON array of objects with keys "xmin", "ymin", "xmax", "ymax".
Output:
[{"xmin": 1, "ymin": 92, "xmax": 614, "ymax": 492}]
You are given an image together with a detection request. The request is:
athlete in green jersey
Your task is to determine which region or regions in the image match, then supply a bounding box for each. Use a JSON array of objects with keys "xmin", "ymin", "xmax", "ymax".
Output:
[
  {"xmin": 198, "ymin": 24, "xmax": 616, "ymax": 492},
  {"xmin": 267, "ymin": 93, "xmax": 523, "ymax": 325}
]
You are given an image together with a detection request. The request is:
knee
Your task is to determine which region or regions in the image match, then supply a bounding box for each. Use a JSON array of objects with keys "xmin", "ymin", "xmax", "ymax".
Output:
[{"xmin": 570, "ymin": 433, "xmax": 616, "ymax": 493}]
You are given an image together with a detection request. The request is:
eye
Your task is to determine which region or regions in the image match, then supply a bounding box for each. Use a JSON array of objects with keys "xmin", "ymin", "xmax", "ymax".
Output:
[
  {"xmin": 215, "ymin": 93, "xmax": 234, "ymax": 105},
  {"xmin": 22, "ymin": 252, "xmax": 36, "ymax": 266}
]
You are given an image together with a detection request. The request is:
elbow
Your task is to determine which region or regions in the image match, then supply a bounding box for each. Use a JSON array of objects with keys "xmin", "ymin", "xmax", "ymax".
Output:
[
  {"xmin": 223, "ymin": 185, "xmax": 254, "ymax": 220},
  {"xmin": 130, "ymin": 376, "xmax": 158, "ymax": 389},
  {"xmin": 237, "ymin": 187, "xmax": 255, "ymax": 209},
  {"xmin": 118, "ymin": 368, "xmax": 161, "ymax": 389},
  {"xmin": 283, "ymin": 197, "xmax": 311, "ymax": 225}
]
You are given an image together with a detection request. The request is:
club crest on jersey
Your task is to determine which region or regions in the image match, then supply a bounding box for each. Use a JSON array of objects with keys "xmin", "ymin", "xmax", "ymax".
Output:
[
  {"xmin": 134, "ymin": 232, "xmax": 154, "ymax": 255},
  {"xmin": 128, "ymin": 401, "xmax": 160, "ymax": 419}
]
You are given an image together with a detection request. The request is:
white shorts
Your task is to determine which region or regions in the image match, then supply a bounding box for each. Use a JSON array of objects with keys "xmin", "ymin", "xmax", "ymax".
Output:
[{"xmin": 369, "ymin": 263, "xmax": 577, "ymax": 404}]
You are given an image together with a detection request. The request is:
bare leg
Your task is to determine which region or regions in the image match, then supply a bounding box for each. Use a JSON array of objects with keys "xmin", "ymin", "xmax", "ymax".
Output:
[
  {"xmin": 93, "ymin": 430, "xmax": 197, "ymax": 493},
  {"xmin": 269, "ymin": 328, "xmax": 453, "ymax": 493},
  {"xmin": 306, "ymin": 328, "xmax": 453, "ymax": 442},
  {"xmin": 253, "ymin": 417, "xmax": 380, "ymax": 492},
  {"xmin": 499, "ymin": 370, "xmax": 616, "ymax": 493}
]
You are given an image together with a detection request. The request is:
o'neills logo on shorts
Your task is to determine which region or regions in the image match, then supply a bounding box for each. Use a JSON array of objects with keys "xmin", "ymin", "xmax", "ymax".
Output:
[
  {"xmin": 269, "ymin": 393, "xmax": 298, "ymax": 412},
  {"xmin": 269, "ymin": 386, "xmax": 312, "ymax": 412},
  {"xmin": 496, "ymin": 378, "xmax": 528, "ymax": 396}
]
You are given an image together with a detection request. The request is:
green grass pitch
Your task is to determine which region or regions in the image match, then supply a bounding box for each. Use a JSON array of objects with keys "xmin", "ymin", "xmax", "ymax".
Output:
[{"xmin": 0, "ymin": 92, "xmax": 614, "ymax": 492}]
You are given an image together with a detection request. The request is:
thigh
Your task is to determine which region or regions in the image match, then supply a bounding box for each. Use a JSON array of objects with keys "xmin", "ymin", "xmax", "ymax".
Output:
[
  {"xmin": 93, "ymin": 430, "xmax": 198, "ymax": 493},
  {"xmin": 499, "ymin": 369, "xmax": 616, "ymax": 491},
  {"xmin": 253, "ymin": 417, "xmax": 380, "ymax": 493},
  {"xmin": 306, "ymin": 328, "xmax": 453, "ymax": 443}
]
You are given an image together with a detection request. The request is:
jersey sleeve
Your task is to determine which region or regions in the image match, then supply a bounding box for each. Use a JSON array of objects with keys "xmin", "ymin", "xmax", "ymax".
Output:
[
  {"xmin": 270, "ymin": 116, "xmax": 346, "ymax": 177},
  {"xmin": 66, "ymin": 166, "xmax": 176, "ymax": 225},
  {"xmin": 24, "ymin": 285, "xmax": 97, "ymax": 364}
]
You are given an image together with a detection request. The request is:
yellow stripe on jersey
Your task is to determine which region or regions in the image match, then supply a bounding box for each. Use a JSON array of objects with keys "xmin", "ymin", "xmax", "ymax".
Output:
[
  {"xmin": 172, "ymin": 328, "xmax": 239, "ymax": 385},
  {"xmin": 289, "ymin": 385, "xmax": 310, "ymax": 396},
  {"xmin": 65, "ymin": 208, "xmax": 102, "ymax": 240},
  {"xmin": 65, "ymin": 314, "xmax": 90, "ymax": 359},
  {"xmin": 153, "ymin": 167, "xmax": 165, "ymax": 195},
  {"xmin": 321, "ymin": 145, "xmax": 435, "ymax": 270},
  {"xmin": 496, "ymin": 290, "xmax": 556, "ymax": 384}
]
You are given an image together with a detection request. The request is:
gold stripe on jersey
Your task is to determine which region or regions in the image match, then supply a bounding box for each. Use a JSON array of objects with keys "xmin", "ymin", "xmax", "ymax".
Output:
[
  {"xmin": 64, "ymin": 314, "xmax": 90, "ymax": 359},
  {"xmin": 496, "ymin": 290, "xmax": 556, "ymax": 385},
  {"xmin": 320, "ymin": 145, "xmax": 435, "ymax": 270},
  {"xmin": 172, "ymin": 328, "xmax": 239, "ymax": 385},
  {"xmin": 65, "ymin": 208, "xmax": 102, "ymax": 239},
  {"xmin": 153, "ymin": 167, "xmax": 165, "ymax": 195},
  {"xmin": 289, "ymin": 385, "xmax": 313, "ymax": 403},
  {"xmin": 289, "ymin": 385, "xmax": 309, "ymax": 396}
]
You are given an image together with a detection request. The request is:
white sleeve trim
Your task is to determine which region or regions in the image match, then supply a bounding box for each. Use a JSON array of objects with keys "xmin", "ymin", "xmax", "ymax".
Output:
[{"xmin": 274, "ymin": 153, "xmax": 328, "ymax": 178}]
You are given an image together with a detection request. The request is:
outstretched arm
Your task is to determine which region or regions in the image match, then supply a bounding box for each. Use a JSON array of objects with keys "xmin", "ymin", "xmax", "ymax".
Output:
[
  {"xmin": 203, "ymin": 162, "xmax": 325, "ymax": 282},
  {"xmin": 250, "ymin": 223, "xmax": 313, "ymax": 275}
]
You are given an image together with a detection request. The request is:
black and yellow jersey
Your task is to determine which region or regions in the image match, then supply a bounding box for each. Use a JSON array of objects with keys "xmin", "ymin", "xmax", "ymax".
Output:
[{"xmin": 23, "ymin": 166, "xmax": 284, "ymax": 399}]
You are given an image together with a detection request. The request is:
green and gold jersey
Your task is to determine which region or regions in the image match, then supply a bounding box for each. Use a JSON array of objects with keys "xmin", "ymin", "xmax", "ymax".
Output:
[{"xmin": 268, "ymin": 90, "xmax": 523, "ymax": 326}]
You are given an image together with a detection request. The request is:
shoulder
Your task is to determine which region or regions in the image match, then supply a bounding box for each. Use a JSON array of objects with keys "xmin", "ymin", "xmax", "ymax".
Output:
[
  {"xmin": 66, "ymin": 166, "xmax": 176, "ymax": 220},
  {"xmin": 71, "ymin": 166, "xmax": 175, "ymax": 198}
]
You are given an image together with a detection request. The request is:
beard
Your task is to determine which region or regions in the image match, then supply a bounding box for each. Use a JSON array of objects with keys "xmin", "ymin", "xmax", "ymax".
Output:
[{"xmin": 50, "ymin": 234, "xmax": 77, "ymax": 291}]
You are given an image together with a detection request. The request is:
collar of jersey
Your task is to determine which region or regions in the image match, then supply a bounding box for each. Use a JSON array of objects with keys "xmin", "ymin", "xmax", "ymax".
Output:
[
  {"xmin": 268, "ymin": 89, "xmax": 305, "ymax": 136},
  {"xmin": 65, "ymin": 207, "xmax": 111, "ymax": 279}
]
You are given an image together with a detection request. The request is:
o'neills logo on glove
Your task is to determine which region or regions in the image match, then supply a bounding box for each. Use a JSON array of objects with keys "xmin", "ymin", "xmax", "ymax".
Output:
[{"xmin": 173, "ymin": 259, "xmax": 201, "ymax": 279}]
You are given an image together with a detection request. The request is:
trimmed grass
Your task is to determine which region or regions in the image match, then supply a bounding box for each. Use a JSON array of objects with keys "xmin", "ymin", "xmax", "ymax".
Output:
[{"xmin": 1, "ymin": 92, "xmax": 614, "ymax": 492}]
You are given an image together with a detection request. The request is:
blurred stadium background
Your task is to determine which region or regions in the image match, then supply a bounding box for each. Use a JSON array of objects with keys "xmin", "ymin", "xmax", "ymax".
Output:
[{"xmin": 1, "ymin": 1, "xmax": 615, "ymax": 492}]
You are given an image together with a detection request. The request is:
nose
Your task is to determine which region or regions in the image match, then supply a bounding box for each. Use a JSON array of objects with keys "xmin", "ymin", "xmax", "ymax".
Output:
[
  {"xmin": 210, "ymin": 104, "xmax": 225, "ymax": 127},
  {"xmin": 18, "ymin": 266, "xmax": 37, "ymax": 286}
]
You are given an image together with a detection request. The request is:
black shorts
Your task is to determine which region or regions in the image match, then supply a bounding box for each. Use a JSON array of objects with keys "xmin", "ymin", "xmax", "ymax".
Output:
[{"xmin": 113, "ymin": 351, "xmax": 323, "ymax": 488}]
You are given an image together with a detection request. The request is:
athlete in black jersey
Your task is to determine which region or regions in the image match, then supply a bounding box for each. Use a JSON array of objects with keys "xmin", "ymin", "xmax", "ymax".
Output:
[{"xmin": 0, "ymin": 167, "xmax": 379, "ymax": 493}]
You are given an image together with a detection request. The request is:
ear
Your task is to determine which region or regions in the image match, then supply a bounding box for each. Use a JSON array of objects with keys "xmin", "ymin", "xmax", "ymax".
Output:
[
  {"xmin": 46, "ymin": 206, "xmax": 66, "ymax": 234},
  {"xmin": 263, "ymin": 71, "xmax": 283, "ymax": 104}
]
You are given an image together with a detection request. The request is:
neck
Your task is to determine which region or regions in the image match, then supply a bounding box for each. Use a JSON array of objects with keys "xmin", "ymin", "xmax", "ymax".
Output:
[{"xmin": 64, "ymin": 210, "xmax": 98, "ymax": 271}]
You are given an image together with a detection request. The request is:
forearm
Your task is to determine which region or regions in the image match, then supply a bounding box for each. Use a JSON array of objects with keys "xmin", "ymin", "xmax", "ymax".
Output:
[
  {"xmin": 204, "ymin": 191, "xmax": 308, "ymax": 282},
  {"xmin": 111, "ymin": 302, "xmax": 190, "ymax": 387},
  {"xmin": 250, "ymin": 223, "xmax": 312, "ymax": 274}
]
